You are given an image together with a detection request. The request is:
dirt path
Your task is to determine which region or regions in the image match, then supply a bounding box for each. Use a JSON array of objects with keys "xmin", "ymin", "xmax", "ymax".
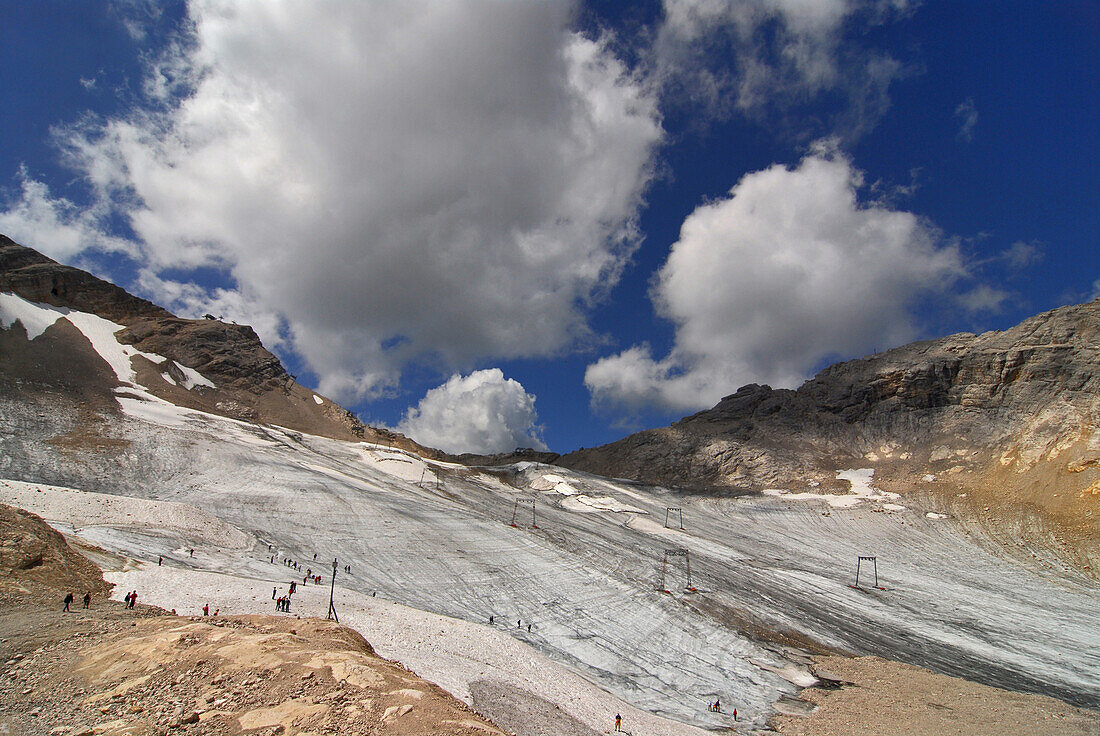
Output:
[{"xmin": 773, "ymin": 655, "xmax": 1100, "ymax": 736}]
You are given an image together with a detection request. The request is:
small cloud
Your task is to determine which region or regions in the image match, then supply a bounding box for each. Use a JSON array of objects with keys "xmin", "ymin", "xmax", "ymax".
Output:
[
  {"xmin": 955, "ymin": 97, "xmax": 978, "ymax": 142},
  {"xmin": 1003, "ymin": 240, "xmax": 1042, "ymax": 269},
  {"xmin": 1091, "ymin": 277, "xmax": 1100, "ymax": 301},
  {"xmin": 110, "ymin": 0, "xmax": 163, "ymax": 41},
  {"xmin": 957, "ymin": 284, "xmax": 1009, "ymax": 313},
  {"xmin": 396, "ymin": 369, "xmax": 548, "ymax": 455},
  {"xmin": 79, "ymin": 75, "xmax": 98, "ymax": 91}
]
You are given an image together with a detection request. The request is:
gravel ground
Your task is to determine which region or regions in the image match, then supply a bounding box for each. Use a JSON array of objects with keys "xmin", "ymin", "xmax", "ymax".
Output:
[{"xmin": 773, "ymin": 655, "xmax": 1100, "ymax": 736}]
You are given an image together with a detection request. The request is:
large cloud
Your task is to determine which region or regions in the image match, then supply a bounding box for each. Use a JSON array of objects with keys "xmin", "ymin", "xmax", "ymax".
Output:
[
  {"xmin": 9, "ymin": 1, "xmax": 662, "ymax": 402},
  {"xmin": 585, "ymin": 143, "xmax": 966, "ymax": 415},
  {"xmin": 396, "ymin": 369, "xmax": 547, "ymax": 455}
]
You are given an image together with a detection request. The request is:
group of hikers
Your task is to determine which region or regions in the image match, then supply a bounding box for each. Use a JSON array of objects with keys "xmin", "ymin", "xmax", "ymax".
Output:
[
  {"xmin": 64, "ymin": 590, "xmax": 136, "ymax": 611},
  {"xmin": 61, "ymin": 591, "xmax": 91, "ymax": 611},
  {"xmin": 707, "ymin": 698, "xmax": 736, "ymax": 721},
  {"xmin": 273, "ymin": 583, "xmax": 295, "ymax": 612}
]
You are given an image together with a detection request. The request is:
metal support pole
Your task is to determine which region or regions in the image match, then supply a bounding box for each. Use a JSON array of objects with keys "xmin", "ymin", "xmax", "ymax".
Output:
[{"xmin": 327, "ymin": 557, "xmax": 339, "ymax": 622}]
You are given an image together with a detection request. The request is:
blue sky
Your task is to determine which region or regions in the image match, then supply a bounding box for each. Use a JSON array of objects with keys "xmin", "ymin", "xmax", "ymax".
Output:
[{"xmin": 1, "ymin": 1, "xmax": 1097, "ymax": 454}]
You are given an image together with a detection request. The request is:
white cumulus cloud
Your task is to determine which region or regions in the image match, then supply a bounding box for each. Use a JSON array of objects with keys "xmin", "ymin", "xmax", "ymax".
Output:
[
  {"xmin": 396, "ymin": 369, "xmax": 547, "ymax": 455},
  {"xmin": 585, "ymin": 142, "xmax": 966, "ymax": 415},
  {"xmin": 10, "ymin": 1, "xmax": 662, "ymax": 404}
]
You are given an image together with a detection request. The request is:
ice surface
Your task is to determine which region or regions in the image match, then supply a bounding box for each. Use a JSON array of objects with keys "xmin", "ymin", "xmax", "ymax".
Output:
[{"xmin": 2, "ymin": 397, "xmax": 1098, "ymax": 730}]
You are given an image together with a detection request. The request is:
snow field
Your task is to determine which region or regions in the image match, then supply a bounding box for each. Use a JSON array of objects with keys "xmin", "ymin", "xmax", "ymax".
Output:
[{"xmin": 0, "ymin": 292, "xmax": 216, "ymax": 391}]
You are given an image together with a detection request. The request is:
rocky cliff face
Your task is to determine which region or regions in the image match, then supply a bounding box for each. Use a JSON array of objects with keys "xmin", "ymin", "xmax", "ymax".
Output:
[
  {"xmin": 560, "ymin": 300, "xmax": 1100, "ymax": 574},
  {"xmin": 0, "ymin": 235, "xmax": 437, "ymax": 455}
]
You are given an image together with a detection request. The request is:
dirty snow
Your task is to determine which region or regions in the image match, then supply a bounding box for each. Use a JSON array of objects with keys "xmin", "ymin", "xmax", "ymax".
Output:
[{"xmin": 764, "ymin": 468, "xmax": 904, "ymax": 509}]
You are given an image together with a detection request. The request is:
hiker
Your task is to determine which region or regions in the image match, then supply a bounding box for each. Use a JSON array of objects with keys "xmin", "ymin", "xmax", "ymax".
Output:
[
  {"xmin": 732, "ymin": 708, "xmax": 737, "ymax": 722},
  {"xmin": 190, "ymin": 548, "xmax": 194, "ymax": 557},
  {"xmin": 203, "ymin": 603, "xmax": 209, "ymax": 616},
  {"xmin": 517, "ymin": 620, "xmax": 521, "ymax": 629},
  {"xmin": 313, "ymin": 553, "xmax": 317, "ymax": 560},
  {"xmin": 63, "ymin": 592, "xmax": 74, "ymax": 612},
  {"xmin": 82, "ymin": 592, "xmax": 90, "ymax": 609},
  {"xmin": 128, "ymin": 591, "xmax": 137, "ymax": 609},
  {"xmin": 615, "ymin": 714, "xmax": 622, "ymax": 732},
  {"xmin": 714, "ymin": 697, "xmax": 720, "ymax": 713},
  {"xmin": 527, "ymin": 624, "xmax": 531, "ymax": 632},
  {"xmin": 489, "ymin": 615, "xmax": 494, "ymax": 624},
  {"xmin": 213, "ymin": 609, "xmax": 219, "ymax": 616},
  {"xmin": 272, "ymin": 587, "xmax": 277, "ymax": 600},
  {"xmin": 158, "ymin": 556, "xmax": 162, "ymax": 566}
]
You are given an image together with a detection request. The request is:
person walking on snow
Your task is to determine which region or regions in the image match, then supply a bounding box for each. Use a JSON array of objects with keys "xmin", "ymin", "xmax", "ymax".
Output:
[
  {"xmin": 82, "ymin": 591, "xmax": 90, "ymax": 609},
  {"xmin": 203, "ymin": 603, "xmax": 209, "ymax": 616},
  {"xmin": 63, "ymin": 592, "xmax": 73, "ymax": 612},
  {"xmin": 272, "ymin": 587, "xmax": 277, "ymax": 600},
  {"xmin": 128, "ymin": 590, "xmax": 137, "ymax": 609},
  {"xmin": 614, "ymin": 713, "xmax": 622, "ymax": 732}
]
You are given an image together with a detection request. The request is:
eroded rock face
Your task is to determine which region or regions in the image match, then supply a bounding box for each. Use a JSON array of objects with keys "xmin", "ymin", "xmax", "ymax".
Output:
[
  {"xmin": 560, "ymin": 300, "xmax": 1100, "ymax": 573},
  {"xmin": 0, "ymin": 503, "xmax": 113, "ymax": 596},
  {"xmin": 563, "ymin": 301, "xmax": 1099, "ymax": 488}
]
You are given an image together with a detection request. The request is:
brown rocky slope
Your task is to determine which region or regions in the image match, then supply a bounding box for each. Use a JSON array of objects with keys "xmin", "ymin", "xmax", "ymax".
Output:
[
  {"xmin": 559, "ymin": 300, "xmax": 1100, "ymax": 576},
  {"xmin": 0, "ymin": 235, "xmax": 438, "ymax": 455}
]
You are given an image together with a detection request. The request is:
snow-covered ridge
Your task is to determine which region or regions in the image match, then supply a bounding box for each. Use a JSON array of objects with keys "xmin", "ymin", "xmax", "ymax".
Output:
[{"xmin": 0, "ymin": 292, "xmax": 215, "ymax": 391}]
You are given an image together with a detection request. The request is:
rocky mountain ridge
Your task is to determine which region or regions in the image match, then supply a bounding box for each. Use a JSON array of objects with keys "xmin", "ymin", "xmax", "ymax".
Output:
[
  {"xmin": 559, "ymin": 299, "xmax": 1100, "ymax": 575},
  {"xmin": 0, "ymin": 235, "xmax": 437, "ymax": 455}
]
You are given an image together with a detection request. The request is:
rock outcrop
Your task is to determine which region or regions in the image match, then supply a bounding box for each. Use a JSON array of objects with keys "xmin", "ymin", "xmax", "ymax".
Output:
[{"xmin": 560, "ymin": 300, "xmax": 1100, "ymax": 574}]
